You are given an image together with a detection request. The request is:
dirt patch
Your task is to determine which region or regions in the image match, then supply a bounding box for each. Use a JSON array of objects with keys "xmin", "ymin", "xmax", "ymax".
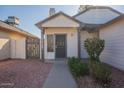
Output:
[
  {"xmin": 0, "ymin": 59, "xmax": 52, "ymax": 88},
  {"xmin": 76, "ymin": 76, "xmax": 102, "ymax": 88},
  {"xmin": 110, "ymin": 66, "xmax": 124, "ymax": 88},
  {"xmin": 76, "ymin": 64, "xmax": 124, "ymax": 88}
]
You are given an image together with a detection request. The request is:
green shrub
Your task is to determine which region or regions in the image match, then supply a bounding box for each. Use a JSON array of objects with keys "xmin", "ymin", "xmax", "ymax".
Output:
[
  {"xmin": 84, "ymin": 38, "xmax": 105, "ymax": 62},
  {"xmin": 91, "ymin": 61, "xmax": 111, "ymax": 87},
  {"xmin": 68, "ymin": 57, "xmax": 89, "ymax": 77}
]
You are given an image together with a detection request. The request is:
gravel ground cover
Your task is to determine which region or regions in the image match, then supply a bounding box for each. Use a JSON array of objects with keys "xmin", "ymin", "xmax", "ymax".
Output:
[{"xmin": 0, "ymin": 59, "xmax": 52, "ymax": 88}]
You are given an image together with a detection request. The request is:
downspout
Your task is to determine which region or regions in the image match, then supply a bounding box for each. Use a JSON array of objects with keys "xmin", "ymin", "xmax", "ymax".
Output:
[
  {"xmin": 41, "ymin": 28, "xmax": 45, "ymax": 62},
  {"xmin": 95, "ymin": 27, "xmax": 100, "ymax": 39},
  {"xmin": 97, "ymin": 28, "xmax": 100, "ymax": 39},
  {"xmin": 77, "ymin": 27, "xmax": 81, "ymax": 59},
  {"xmin": 25, "ymin": 37, "xmax": 28, "ymax": 59}
]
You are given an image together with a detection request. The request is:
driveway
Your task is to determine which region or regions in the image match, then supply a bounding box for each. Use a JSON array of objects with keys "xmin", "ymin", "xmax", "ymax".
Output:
[
  {"xmin": 0, "ymin": 59, "xmax": 52, "ymax": 88},
  {"xmin": 43, "ymin": 60, "xmax": 77, "ymax": 88}
]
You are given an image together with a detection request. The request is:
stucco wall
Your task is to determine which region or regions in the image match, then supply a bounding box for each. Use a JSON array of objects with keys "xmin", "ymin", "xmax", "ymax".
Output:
[
  {"xmin": 9, "ymin": 32, "xmax": 26, "ymax": 59},
  {"xmin": 42, "ymin": 14, "xmax": 80, "ymax": 27},
  {"xmin": 44, "ymin": 27, "xmax": 78, "ymax": 59},
  {"xmin": 0, "ymin": 29, "xmax": 26, "ymax": 60},
  {"xmin": 80, "ymin": 31, "xmax": 98, "ymax": 58},
  {"xmin": 0, "ymin": 30, "xmax": 10, "ymax": 60},
  {"xmin": 100, "ymin": 18, "xmax": 124, "ymax": 70}
]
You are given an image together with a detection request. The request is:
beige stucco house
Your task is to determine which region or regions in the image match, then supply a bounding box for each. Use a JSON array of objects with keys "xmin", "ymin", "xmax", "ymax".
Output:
[
  {"xmin": 36, "ymin": 6, "xmax": 124, "ymax": 70},
  {"xmin": 0, "ymin": 18, "xmax": 40, "ymax": 60},
  {"xmin": 36, "ymin": 12, "xmax": 81, "ymax": 59}
]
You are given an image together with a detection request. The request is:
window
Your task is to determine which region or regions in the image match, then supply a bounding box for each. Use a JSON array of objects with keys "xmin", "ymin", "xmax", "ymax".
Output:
[{"xmin": 47, "ymin": 35, "xmax": 54, "ymax": 52}]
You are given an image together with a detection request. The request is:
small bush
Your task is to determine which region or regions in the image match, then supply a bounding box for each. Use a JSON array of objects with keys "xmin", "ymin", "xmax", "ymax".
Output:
[
  {"xmin": 68, "ymin": 57, "xmax": 89, "ymax": 77},
  {"xmin": 91, "ymin": 61, "xmax": 111, "ymax": 87},
  {"xmin": 84, "ymin": 38, "xmax": 105, "ymax": 61}
]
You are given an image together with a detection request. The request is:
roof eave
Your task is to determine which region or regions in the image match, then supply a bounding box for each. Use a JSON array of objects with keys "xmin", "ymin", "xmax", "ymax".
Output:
[{"xmin": 0, "ymin": 21, "xmax": 39, "ymax": 38}]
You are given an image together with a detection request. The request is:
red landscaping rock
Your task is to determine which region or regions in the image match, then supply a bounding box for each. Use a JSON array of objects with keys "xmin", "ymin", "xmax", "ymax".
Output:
[{"xmin": 0, "ymin": 59, "xmax": 52, "ymax": 88}]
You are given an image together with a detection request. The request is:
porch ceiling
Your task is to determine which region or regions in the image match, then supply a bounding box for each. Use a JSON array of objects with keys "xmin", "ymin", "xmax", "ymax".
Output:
[{"xmin": 80, "ymin": 23, "xmax": 102, "ymax": 32}]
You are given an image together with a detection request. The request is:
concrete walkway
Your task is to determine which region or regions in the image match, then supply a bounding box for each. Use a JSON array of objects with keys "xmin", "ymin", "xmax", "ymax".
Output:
[{"xmin": 43, "ymin": 60, "xmax": 77, "ymax": 88}]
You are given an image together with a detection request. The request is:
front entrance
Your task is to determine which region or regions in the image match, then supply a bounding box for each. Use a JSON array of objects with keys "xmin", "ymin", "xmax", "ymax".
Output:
[{"xmin": 55, "ymin": 34, "xmax": 66, "ymax": 58}]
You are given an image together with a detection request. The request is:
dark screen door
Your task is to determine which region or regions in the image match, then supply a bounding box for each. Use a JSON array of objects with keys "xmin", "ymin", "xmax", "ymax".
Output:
[{"xmin": 55, "ymin": 34, "xmax": 66, "ymax": 58}]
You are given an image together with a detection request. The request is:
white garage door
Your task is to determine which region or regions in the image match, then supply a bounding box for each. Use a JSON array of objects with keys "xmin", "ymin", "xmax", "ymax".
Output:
[
  {"xmin": 100, "ymin": 19, "xmax": 124, "ymax": 70},
  {"xmin": 80, "ymin": 31, "xmax": 98, "ymax": 58},
  {"xmin": 11, "ymin": 39, "xmax": 26, "ymax": 59}
]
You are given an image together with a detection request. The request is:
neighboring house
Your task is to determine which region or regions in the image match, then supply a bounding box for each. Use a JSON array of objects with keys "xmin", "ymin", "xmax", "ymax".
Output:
[
  {"xmin": 0, "ymin": 17, "xmax": 40, "ymax": 60},
  {"xmin": 36, "ymin": 6, "xmax": 124, "ymax": 70}
]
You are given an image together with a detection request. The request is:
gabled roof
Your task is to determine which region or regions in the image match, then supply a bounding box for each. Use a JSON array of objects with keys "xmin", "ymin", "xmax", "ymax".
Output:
[
  {"xmin": 73, "ymin": 6, "xmax": 122, "ymax": 18},
  {"xmin": 82, "ymin": 15, "xmax": 124, "ymax": 30},
  {"xmin": 100, "ymin": 14, "xmax": 124, "ymax": 28},
  {"xmin": 35, "ymin": 11, "xmax": 82, "ymax": 28},
  {"xmin": 0, "ymin": 20, "xmax": 39, "ymax": 38}
]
